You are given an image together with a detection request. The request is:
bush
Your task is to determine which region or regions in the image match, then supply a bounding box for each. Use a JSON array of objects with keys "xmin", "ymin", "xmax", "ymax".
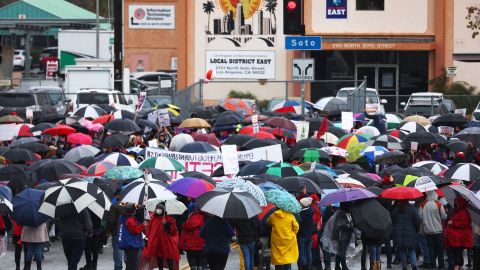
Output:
[
  {"xmin": 430, "ymin": 73, "xmax": 478, "ymax": 113},
  {"xmin": 228, "ymin": 90, "xmax": 257, "ymax": 100}
]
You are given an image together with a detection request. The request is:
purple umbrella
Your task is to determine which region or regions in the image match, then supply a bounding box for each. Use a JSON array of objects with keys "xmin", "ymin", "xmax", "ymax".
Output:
[
  {"xmin": 320, "ymin": 188, "xmax": 377, "ymax": 206},
  {"xmin": 167, "ymin": 177, "xmax": 215, "ymax": 199}
]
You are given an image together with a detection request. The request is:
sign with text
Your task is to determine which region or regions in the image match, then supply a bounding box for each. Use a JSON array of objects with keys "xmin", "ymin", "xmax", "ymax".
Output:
[
  {"xmin": 25, "ymin": 108, "xmax": 33, "ymax": 119},
  {"xmin": 438, "ymin": 126, "xmax": 454, "ymax": 137},
  {"xmin": 137, "ymin": 91, "xmax": 147, "ymax": 112},
  {"xmin": 129, "ymin": 5, "xmax": 175, "ymax": 29},
  {"xmin": 292, "ymin": 58, "xmax": 315, "ymax": 81},
  {"xmin": 221, "ymin": 145, "xmax": 240, "ymax": 176},
  {"xmin": 285, "ymin": 36, "xmax": 322, "ymax": 50},
  {"xmin": 45, "ymin": 60, "xmax": 58, "ymax": 79},
  {"xmin": 145, "ymin": 144, "xmax": 283, "ymax": 178},
  {"xmin": 411, "ymin": 141, "xmax": 418, "ymax": 151},
  {"xmin": 147, "ymin": 108, "xmax": 170, "ymax": 127},
  {"xmin": 326, "ymin": 0, "xmax": 347, "ymax": 19},
  {"xmin": 206, "ymin": 50, "xmax": 275, "ymax": 79}
]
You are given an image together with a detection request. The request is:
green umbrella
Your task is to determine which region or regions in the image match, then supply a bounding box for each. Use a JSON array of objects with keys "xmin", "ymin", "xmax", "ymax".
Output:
[
  {"xmin": 138, "ymin": 157, "xmax": 185, "ymax": 171},
  {"xmin": 394, "ymin": 174, "xmax": 419, "ymax": 187},
  {"xmin": 291, "ymin": 148, "xmax": 330, "ymax": 163},
  {"xmin": 104, "ymin": 166, "xmax": 144, "ymax": 181},
  {"xmin": 262, "ymin": 162, "xmax": 304, "ymax": 177},
  {"xmin": 386, "ymin": 114, "xmax": 402, "ymax": 129}
]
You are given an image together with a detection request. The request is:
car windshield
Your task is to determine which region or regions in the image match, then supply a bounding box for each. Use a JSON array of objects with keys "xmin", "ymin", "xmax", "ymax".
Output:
[
  {"xmin": 143, "ymin": 96, "xmax": 172, "ymax": 110},
  {"xmin": 14, "ymin": 51, "xmax": 21, "ymax": 55},
  {"xmin": 337, "ymin": 90, "xmax": 379, "ymax": 103},
  {"xmin": 0, "ymin": 94, "xmax": 35, "ymax": 107},
  {"xmin": 78, "ymin": 93, "xmax": 109, "ymax": 104}
]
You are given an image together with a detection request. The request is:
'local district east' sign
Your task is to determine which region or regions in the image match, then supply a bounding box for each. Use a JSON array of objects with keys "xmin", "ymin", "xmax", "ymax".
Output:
[{"xmin": 326, "ymin": 0, "xmax": 347, "ymax": 19}]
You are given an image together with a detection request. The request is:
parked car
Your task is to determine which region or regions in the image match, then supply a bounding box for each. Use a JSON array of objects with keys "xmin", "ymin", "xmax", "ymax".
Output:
[
  {"xmin": 442, "ymin": 99, "xmax": 457, "ymax": 113},
  {"xmin": 401, "ymin": 92, "xmax": 449, "ymax": 117},
  {"xmin": 39, "ymin": 47, "xmax": 58, "ymax": 70},
  {"xmin": 0, "ymin": 86, "xmax": 69, "ymax": 123},
  {"xmin": 131, "ymin": 72, "xmax": 175, "ymax": 89},
  {"xmin": 130, "ymin": 78, "xmax": 157, "ymax": 94},
  {"xmin": 336, "ymin": 87, "xmax": 386, "ymax": 115},
  {"xmin": 13, "ymin": 49, "xmax": 27, "ymax": 68},
  {"xmin": 76, "ymin": 89, "xmax": 134, "ymax": 112},
  {"xmin": 137, "ymin": 94, "xmax": 173, "ymax": 119}
]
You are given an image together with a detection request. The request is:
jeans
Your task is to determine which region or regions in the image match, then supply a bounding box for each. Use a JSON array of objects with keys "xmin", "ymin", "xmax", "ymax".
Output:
[
  {"xmin": 112, "ymin": 233, "xmax": 123, "ymax": 270},
  {"xmin": 298, "ymin": 237, "xmax": 313, "ymax": 266},
  {"xmin": 62, "ymin": 238, "xmax": 86, "ymax": 270},
  {"xmin": 25, "ymin": 242, "xmax": 44, "ymax": 270},
  {"xmin": 417, "ymin": 235, "xmax": 430, "ymax": 265},
  {"xmin": 206, "ymin": 253, "xmax": 229, "ymax": 270},
  {"xmin": 369, "ymin": 244, "xmax": 381, "ymax": 261},
  {"xmin": 398, "ymin": 248, "xmax": 417, "ymax": 270},
  {"xmin": 124, "ymin": 248, "xmax": 140, "ymax": 270},
  {"xmin": 240, "ymin": 241, "xmax": 256, "ymax": 270},
  {"xmin": 425, "ymin": 233, "xmax": 444, "ymax": 268}
]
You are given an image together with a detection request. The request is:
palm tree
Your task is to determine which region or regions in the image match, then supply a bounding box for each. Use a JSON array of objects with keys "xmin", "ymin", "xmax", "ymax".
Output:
[
  {"xmin": 264, "ymin": 0, "xmax": 277, "ymax": 34},
  {"xmin": 203, "ymin": 0, "xmax": 215, "ymax": 34}
]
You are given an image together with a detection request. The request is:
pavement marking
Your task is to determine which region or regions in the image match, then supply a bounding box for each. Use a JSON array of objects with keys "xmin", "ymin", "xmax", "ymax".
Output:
[{"xmin": 180, "ymin": 243, "xmax": 239, "ymax": 270}]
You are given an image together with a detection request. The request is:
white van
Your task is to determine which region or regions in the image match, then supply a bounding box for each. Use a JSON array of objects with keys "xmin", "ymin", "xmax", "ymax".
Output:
[
  {"xmin": 336, "ymin": 87, "xmax": 386, "ymax": 114},
  {"xmin": 76, "ymin": 89, "xmax": 135, "ymax": 112}
]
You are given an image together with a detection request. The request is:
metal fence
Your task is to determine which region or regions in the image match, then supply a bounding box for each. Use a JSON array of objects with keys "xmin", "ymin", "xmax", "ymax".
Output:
[{"xmin": 173, "ymin": 81, "xmax": 203, "ymax": 119}]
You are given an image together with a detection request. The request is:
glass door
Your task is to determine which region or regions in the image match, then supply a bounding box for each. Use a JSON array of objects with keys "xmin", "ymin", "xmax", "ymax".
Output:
[{"xmin": 356, "ymin": 66, "xmax": 376, "ymax": 88}]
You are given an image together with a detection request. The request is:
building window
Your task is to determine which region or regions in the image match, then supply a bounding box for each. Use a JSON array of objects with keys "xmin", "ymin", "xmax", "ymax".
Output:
[{"xmin": 356, "ymin": 0, "xmax": 384, "ymax": 10}]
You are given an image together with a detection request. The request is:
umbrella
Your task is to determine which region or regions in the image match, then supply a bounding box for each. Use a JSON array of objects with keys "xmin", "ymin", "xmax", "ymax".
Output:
[
  {"xmin": 349, "ymin": 172, "xmax": 381, "ymax": 187},
  {"xmin": 403, "ymin": 131, "xmax": 447, "ymax": 146},
  {"xmin": 454, "ymin": 127, "xmax": 480, "ymax": 148},
  {"xmin": 136, "ymin": 119, "xmax": 159, "ymax": 130},
  {"xmin": 412, "ymin": 161, "xmax": 448, "ymax": 175},
  {"xmin": 87, "ymin": 189, "xmax": 112, "ymax": 219},
  {"xmin": 101, "ymin": 133, "xmax": 130, "ymax": 149},
  {"xmin": 251, "ymin": 131, "xmax": 276, "ymax": 140},
  {"xmin": 0, "ymin": 164, "xmax": 31, "ymax": 188},
  {"xmin": 30, "ymin": 123, "xmax": 54, "ymax": 133},
  {"xmin": 367, "ymin": 134, "xmax": 404, "ymax": 150},
  {"xmin": 84, "ymin": 161, "xmax": 116, "ymax": 177},
  {"xmin": 413, "ymin": 176, "xmax": 438, "ymax": 192},
  {"xmin": 35, "ymin": 159, "xmax": 83, "ymax": 182},
  {"xmin": 398, "ymin": 122, "xmax": 427, "ymax": 133},
  {"xmin": 219, "ymin": 98, "xmax": 254, "ymax": 115},
  {"xmin": 169, "ymin": 134, "xmax": 195, "ymax": 152},
  {"xmin": 374, "ymin": 151, "xmax": 409, "ymax": 164},
  {"xmin": 241, "ymin": 138, "xmax": 282, "ymax": 151},
  {"xmin": 167, "ymin": 177, "xmax": 215, "ymax": 198},
  {"xmin": 72, "ymin": 105, "xmax": 107, "ymax": 119},
  {"xmin": 191, "ymin": 106, "xmax": 219, "ymax": 119},
  {"xmin": 12, "ymin": 188, "xmax": 50, "ymax": 226},
  {"xmin": 272, "ymin": 100, "xmax": 305, "ymax": 114},
  {"xmin": 180, "ymin": 171, "xmax": 215, "ymax": 185},
  {"xmin": 264, "ymin": 189, "xmax": 302, "ymax": 213},
  {"xmin": 257, "ymin": 181, "xmax": 285, "ymax": 191},
  {"xmin": 380, "ymin": 187, "xmax": 424, "ymax": 200},
  {"xmin": 217, "ymin": 178, "xmax": 267, "ymax": 206},
  {"xmin": 191, "ymin": 133, "xmax": 221, "ymax": 147},
  {"xmin": 96, "ymin": 153, "xmax": 139, "ymax": 167},
  {"xmin": 64, "ymin": 145, "xmax": 100, "ymax": 163},
  {"xmin": 14, "ymin": 142, "xmax": 49, "ymax": 153},
  {"xmin": 104, "ymin": 166, "xmax": 144, "ymax": 181},
  {"xmin": 275, "ymin": 176, "xmax": 322, "ymax": 194},
  {"xmin": 138, "ymin": 157, "xmax": 185, "ymax": 171},
  {"xmin": 179, "ymin": 142, "xmax": 217, "ymax": 153},
  {"xmin": 385, "ymin": 114, "xmax": 402, "ymax": 129},
  {"xmin": 2, "ymin": 148, "xmax": 39, "ymax": 163},
  {"xmin": 119, "ymin": 177, "xmax": 175, "ymax": 205},
  {"xmin": 446, "ymin": 141, "xmax": 468, "ymax": 153},
  {"xmin": 264, "ymin": 117, "xmax": 296, "ymax": 130},
  {"xmin": 214, "ymin": 114, "xmax": 242, "ymax": 126},
  {"xmin": 443, "ymin": 184, "xmax": 480, "ymax": 224},
  {"xmin": 335, "ymin": 175, "xmax": 366, "ymax": 188},
  {"xmin": 335, "ymin": 163, "xmax": 365, "ymax": 174},
  {"xmin": 104, "ymin": 119, "xmax": 140, "ymax": 133},
  {"xmin": 236, "ymin": 160, "xmax": 272, "ymax": 176},
  {"xmin": 8, "ymin": 137, "xmax": 39, "ymax": 147},
  {"xmin": 196, "ymin": 187, "xmax": 262, "ymax": 218},
  {"xmin": 42, "ymin": 125, "xmax": 76, "ymax": 136},
  {"xmin": 144, "ymin": 168, "xmax": 171, "ymax": 182},
  {"xmin": 302, "ymin": 171, "xmax": 341, "ymax": 189},
  {"xmin": 313, "ymin": 97, "xmax": 348, "ymax": 114},
  {"xmin": 356, "ymin": 126, "xmax": 380, "ymax": 138},
  {"xmin": 113, "ymin": 109, "xmax": 136, "ymax": 120},
  {"xmin": 319, "ymin": 188, "xmax": 377, "ymax": 206},
  {"xmin": 387, "ymin": 129, "xmax": 408, "ymax": 140},
  {"xmin": 443, "ymin": 163, "xmax": 480, "ymax": 181},
  {"xmin": 320, "ymin": 132, "xmax": 339, "ymax": 145},
  {"xmin": 146, "ymin": 198, "xmax": 187, "ymax": 215},
  {"xmin": 66, "ymin": 133, "xmax": 92, "ymax": 145},
  {"xmin": 0, "ymin": 194, "xmax": 12, "ymax": 213},
  {"xmin": 14, "ymin": 124, "xmax": 34, "ymax": 137},
  {"xmin": 360, "ymin": 146, "xmax": 389, "ymax": 163},
  {"xmin": 290, "ymin": 148, "xmax": 330, "ymax": 163},
  {"xmin": 92, "ymin": 114, "xmax": 115, "ymax": 125},
  {"xmin": 432, "ymin": 113, "xmax": 467, "ymax": 128},
  {"xmin": 287, "ymin": 138, "xmax": 326, "ymax": 157},
  {"xmin": 179, "ymin": 118, "xmax": 211, "ymax": 129},
  {"xmin": 403, "ymin": 115, "xmax": 431, "ymax": 126},
  {"xmin": 320, "ymin": 146, "xmax": 349, "ymax": 157},
  {"xmin": 223, "ymin": 134, "xmax": 253, "ymax": 147},
  {"xmin": 351, "ymin": 199, "xmax": 392, "ymax": 240},
  {"xmin": 337, "ymin": 134, "xmax": 369, "ymax": 149},
  {"xmin": 76, "ymin": 156, "xmax": 96, "ymax": 168},
  {"xmin": 39, "ymin": 178, "xmax": 99, "ymax": 218},
  {"xmin": 0, "ymin": 113, "xmax": 24, "ymax": 123},
  {"xmin": 262, "ymin": 162, "xmax": 304, "ymax": 177}
]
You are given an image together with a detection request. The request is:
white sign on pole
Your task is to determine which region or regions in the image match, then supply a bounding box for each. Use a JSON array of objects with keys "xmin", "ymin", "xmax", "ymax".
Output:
[
  {"xmin": 446, "ymin": 66, "xmax": 458, "ymax": 77},
  {"xmin": 341, "ymin": 112, "xmax": 354, "ymax": 131},
  {"xmin": 411, "ymin": 141, "xmax": 418, "ymax": 151},
  {"xmin": 25, "ymin": 108, "xmax": 34, "ymax": 119},
  {"xmin": 221, "ymin": 145, "xmax": 240, "ymax": 176},
  {"xmin": 45, "ymin": 60, "xmax": 58, "ymax": 79},
  {"xmin": 295, "ymin": 121, "xmax": 310, "ymax": 142},
  {"xmin": 252, "ymin": 115, "xmax": 260, "ymax": 133},
  {"xmin": 205, "ymin": 50, "xmax": 276, "ymax": 80},
  {"xmin": 129, "ymin": 5, "xmax": 175, "ymax": 29},
  {"xmin": 292, "ymin": 58, "xmax": 315, "ymax": 81}
]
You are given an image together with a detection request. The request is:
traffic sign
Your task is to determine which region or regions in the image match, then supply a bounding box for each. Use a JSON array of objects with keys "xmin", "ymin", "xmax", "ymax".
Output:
[
  {"xmin": 292, "ymin": 58, "xmax": 315, "ymax": 81},
  {"xmin": 285, "ymin": 36, "xmax": 322, "ymax": 50}
]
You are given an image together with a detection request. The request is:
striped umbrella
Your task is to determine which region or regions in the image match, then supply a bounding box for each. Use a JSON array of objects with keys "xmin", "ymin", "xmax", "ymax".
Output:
[
  {"xmin": 119, "ymin": 178, "xmax": 175, "ymax": 205},
  {"xmin": 412, "ymin": 161, "xmax": 448, "ymax": 175},
  {"xmin": 96, "ymin": 153, "xmax": 139, "ymax": 167},
  {"xmin": 219, "ymin": 98, "xmax": 254, "ymax": 116},
  {"xmin": 337, "ymin": 134, "xmax": 369, "ymax": 149},
  {"xmin": 366, "ymin": 134, "xmax": 404, "ymax": 150},
  {"xmin": 262, "ymin": 162, "xmax": 304, "ymax": 177},
  {"xmin": 73, "ymin": 105, "xmax": 107, "ymax": 119},
  {"xmin": 138, "ymin": 157, "xmax": 185, "ymax": 171},
  {"xmin": 442, "ymin": 184, "xmax": 480, "ymax": 224},
  {"xmin": 196, "ymin": 187, "xmax": 262, "ymax": 219},
  {"xmin": 444, "ymin": 163, "xmax": 480, "ymax": 182}
]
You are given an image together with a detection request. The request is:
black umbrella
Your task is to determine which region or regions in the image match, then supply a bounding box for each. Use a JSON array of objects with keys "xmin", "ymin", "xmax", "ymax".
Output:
[
  {"xmin": 136, "ymin": 119, "xmax": 159, "ymax": 130},
  {"xmin": 379, "ymin": 165, "xmax": 404, "ymax": 177},
  {"xmin": 180, "ymin": 171, "xmax": 216, "ymax": 186},
  {"xmin": 0, "ymin": 164, "xmax": 33, "ymax": 194},
  {"xmin": 392, "ymin": 167, "xmax": 434, "ymax": 185},
  {"xmin": 215, "ymin": 110, "xmax": 244, "ymax": 122},
  {"xmin": 350, "ymin": 172, "xmax": 380, "ymax": 188},
  {"xmin": 14, "ymin": 142, "xmax": 49, "ymax": 153},
  {"xmin": 374, "ymin": 150, "xmax": 409, "ymax": 164},
  {"xmin": 454, "ymin": 127, "xmax": 480, "ymax": 148},
  {"xmin": 214, "ymin": 115, "xmax": 242, "ymax": 126},
  {"xmin": 290, "ymin": 148, "xmax": 331, "ymax": 163},
  {"xmin": 30, "ymin": 123, "xmax": 55, "ymax": 133},
  {"xmin": 302, "ymin": 171, "xmax": 341, "ymax": 189},
  {"xmin": 93, "ymin": 178, "xmax": 121, "ymax": 198},
  {"xmin": 211, "ymin": 161, "xmax": 250, "ymax": 177},
  {"xmin": 403, "ymin": 131, "xmax": 447, "ymax": 146},
  {"xmin": 8, "ymin": 137, "xmax": 40, "ymax": 148},
  {"xmin": 241, "ymin": 138, "xmax": 281, "ymax": 151},
  {"xmin": 307, "ymin": 117, "xmax": 335, "ymax": 136},
  {"xmin": 96, "ymin": 104, "xmax": 115, "ymax": 114},
  {"xmin": 287, "ymin": 138, "xmax": 326, "ymax": 158},
  {"xmin": 101, "ymin": 133, "xmax": 130, "ymax": 149},
  {"xmin": 432, "ymin": 113, "xmax": 468, "ymax": 128},
  {"xmin": 314, "ymin": 97, "xmax": 348, "ymax": 115},
  {"xmin": 147, "ymin": 168, "xmax": 171, "ymax": 182},
  {"xmin": 242, "ymin": 174, "xmax": 281, "ymax": 185},
  {"xmin": 326, "ymin": 126, "xmax": 348, "ymax": 139},
  {"xmin": 113, "ymin": 109, "xmax": 136, "ymax": 120},
  {"xmin": 3, "ymin": 148, "xmax": 39, "ymax": 163},
  {"xmin": 179, "ymin": 142, "xmax": 217, "ymax": 153},
  {"xmin": 351, "ymin": 199, "xmax": 392, "ymax": 240},
  {"xmin": 237, "ymin": 160, "xmax": 273, "ymax": 176},
  {"xmin": 191, "ymin": 106, "xmax": 219, "ymax": 120},
  {"xmin": 275, "ymin": 176, "xmax": 322, "ymax": 194},
  {"xmin": 334, "ymin": 163, "xmax": 366, "ymax": 174},
  {"xmin": 34, "ymin": 160, "xmax": 83, "ymax": 182},
  {"xmin": 196, "ymin": 187, "xmax": 262, "ymax": 219},
  {"xmin": 446, "ymin": 141, "xmax": 468, "ymax": 153},
  {"xmin": 104, "ymin": 119, "xmax": 140, "ymax": 133},
  {"xmin": 223, "ymin": 134, "xmax": 253, "ymax": 147}
]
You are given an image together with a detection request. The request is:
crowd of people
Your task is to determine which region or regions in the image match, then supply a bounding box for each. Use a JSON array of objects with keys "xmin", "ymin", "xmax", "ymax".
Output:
[{"xmin": 0, "ymin": 103, "xmax": 479, "ymax": 270}]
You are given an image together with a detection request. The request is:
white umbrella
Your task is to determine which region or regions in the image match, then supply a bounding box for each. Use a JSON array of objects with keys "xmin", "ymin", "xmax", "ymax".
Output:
[
  {"xmin": 321, "ymin": 146, "xmax": 348, "ymax": 157},
  {"xmin": 320, "ymin": 132, "xmax": 339, "ymax": 145},
  {"xmin": 356, "ymin": 126, "xmax": 380, "ymax": 138},
  {"xmin": 146, "ymin": 198, "xmax": 187, "ymax": 215},
  {"xmin": 64, "ymin": 145, "xmax": 100, "ymax": 163},
  {"xmin": 120, "ymin": 177, "xmax": 176, "ymax": 205},
  {"xmin": 169, "ymin": 134, "xmax": 194, "ymax": 152},
  {"xmin": 414, "ymin": 176, "xmax": 438, "ymax": 192}
]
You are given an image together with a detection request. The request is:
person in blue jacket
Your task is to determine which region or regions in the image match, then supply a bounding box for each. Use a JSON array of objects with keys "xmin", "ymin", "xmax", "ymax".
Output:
[
  {"xmin": 117, "ymin": 204, "xmax": 146, "ymax": 270},
  {"xmin": 200, "ymin": 215, "xmax": 235, "ymax": 270}
]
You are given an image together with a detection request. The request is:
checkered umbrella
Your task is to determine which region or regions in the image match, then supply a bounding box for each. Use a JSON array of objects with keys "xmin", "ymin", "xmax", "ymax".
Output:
[
  {"xmin": 87, "ymin": 189, "xmax": 112, "ymax": 219},
  {"xmin": 367, "ymin": 134, "xmax": 404, "ymax": 150},
  {"xmin": 444, "ymin": 163, "xmax": 480, "ymax": 182},
  {"xmin": 261, "ymin": 162, "xmax": 304, "ymax": 177},
  {"xmin": 412, "ymin": 161, "xmax": 448, "ymax": 175},
  {"xmin": 73, "ymin": 105, "xmax": 107, "ymax": 119},
  {"xmin": 398, "ymin": 121, "xmax": 427, "ymax": 134}
]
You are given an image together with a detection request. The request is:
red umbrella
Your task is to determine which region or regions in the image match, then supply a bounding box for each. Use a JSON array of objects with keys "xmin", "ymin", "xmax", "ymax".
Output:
[
  {"xmin": 92, "ymin": 114, "xmax": 115, "ymax": 125},
  {"xmin": 15, "ymin": 124, "xmax": 33, "ymax": 137},
  {"xmin": 191, "ymin": 133, "xmax": 221, "ymax": 147},
  {"xmin": 67, "ymin": 133, "xmax": 93, "ymax": 145},
  {"xmin": 252, "ymin": 131, "xmax": 276, "ymax": 139},
  {"xmin": 219, "ymin": 98, "xmax": 254, "ymax": 115},
  {"xmin": 380, "ymin": 187, "xmax": 424, "ymax": 200},
  {"xmin": 43, "ymin": 125, "xmax": 76, "ymax": 136},
  {"xmin": 239, "ymin": 126, "xmax": 270, "ymax": 135}
]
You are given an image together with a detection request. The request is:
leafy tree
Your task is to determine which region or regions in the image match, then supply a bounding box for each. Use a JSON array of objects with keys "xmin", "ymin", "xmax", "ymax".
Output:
[
  {"xmin": 264, "ymin": 0, "xmax": 277, "ymax": 34},
  {"xmin": 430, "ymin": 73, "xmax": 478, "ymax": 113},
  {"xmin": 203, "ymin": 0, "xmax": 215, "ymax": 34},
  {"xmin": 466, "ymin": 6, "xmax": 480, "ymax": 38}
]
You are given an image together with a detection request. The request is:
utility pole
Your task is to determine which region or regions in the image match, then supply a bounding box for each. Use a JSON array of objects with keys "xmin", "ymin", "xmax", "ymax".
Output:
[
  {"xmin": 96, "ymin": 0, "xmax": 100, "ymax": 58},
  {"xmin": 113, "ymin": 0, "xmax": 123, "ymax": 92}
]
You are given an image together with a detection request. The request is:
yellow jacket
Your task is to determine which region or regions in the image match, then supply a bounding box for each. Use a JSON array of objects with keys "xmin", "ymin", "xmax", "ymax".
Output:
[{"xmin": 267, "ymin": 209, "xmax": 299, "ymax": 265}]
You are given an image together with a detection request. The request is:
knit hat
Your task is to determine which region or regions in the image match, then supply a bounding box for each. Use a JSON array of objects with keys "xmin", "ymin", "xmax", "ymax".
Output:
[{"xmin": 300, "ymin": 197, "xmax": 313, "ymax": 207}]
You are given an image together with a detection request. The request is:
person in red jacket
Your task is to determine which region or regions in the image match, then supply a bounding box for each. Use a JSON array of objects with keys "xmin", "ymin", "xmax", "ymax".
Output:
[
  {"xmin": 143, "ymin": 203, "xmax": 179, "ymax": 270},
  {"xmin": 445, "ymin": 196, "xmax": 474, "ymax": 270},
  {"xmin": 180, "ymin": 208, "xmax": 207, "ymax": 270}
]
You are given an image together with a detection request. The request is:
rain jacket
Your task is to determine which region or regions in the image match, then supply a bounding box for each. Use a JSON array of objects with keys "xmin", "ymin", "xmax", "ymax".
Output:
[
  {"xmin": 180, "ymin": 212, "xmax": 205, "ymax": 251},
  {"xmin": 391, "ymin": 204, "xmax": 421, "ymax": 249},
  {"xmin": 230, "ymin": 217, "xmax": 261, "ymax": 245},
  {"xmin": 419, "ymin": 191, "xmax": 447, "ymax": 235},
  {"xmin": 445, "ymin": 197, "xmax": 473, "ymax": 248},
  {"xmin": 267, "ymin": 209, "xmax": 299, "ymax": 265},
  {"xmin": 144, "ymin": 214, "xmax": 179, "ymax": 260},
  {"xmin": 59, "ymin": 210, "xmax": 93, "ymax": 239},
  {"xmin": 200, "ymin": 216, "xmax": 234, "ymax": 255}
]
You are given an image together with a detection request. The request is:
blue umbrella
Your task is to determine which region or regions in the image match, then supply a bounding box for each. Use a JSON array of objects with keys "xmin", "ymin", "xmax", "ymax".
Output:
[
  {"xmin": 258, "ymin": 181, "xmax": 285, "ymax": 192},
  {"xmin": 13, "ymin": 188, "xmax": 50, "ymax": 226},
  {"xmin": 0, "ymin": 185, "xmax": 12, "ymax": 202}
]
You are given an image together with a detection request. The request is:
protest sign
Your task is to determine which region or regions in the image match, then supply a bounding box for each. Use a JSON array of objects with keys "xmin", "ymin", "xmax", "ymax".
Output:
[
  {"xmin": 295, "ymin": 121, "xmax": 309, "ymax": 142},
  {"xmin": 411, "ymin": 141, "xmax": 418, "ymax": 151},
  {"xmin": 252, "ymin": 115, "xmax": 260, "ymax": 133},
  {"xmin": 221, "ymin": 145, "xmax": 240, "ymax": 175},
  {"xmin": 438, "ymin": 126, "xmax": 454, "ymax": 137},
  {"xmin": 0, "ymin": 124, "xmax": 16, "ymax": 141},
  {"xmin": 148, "ymin": 108, "xmax": 171, "ymax": 127},
  {"xmin": 341, "ymin": 112, "xmax": 353, "ymax": 131}
]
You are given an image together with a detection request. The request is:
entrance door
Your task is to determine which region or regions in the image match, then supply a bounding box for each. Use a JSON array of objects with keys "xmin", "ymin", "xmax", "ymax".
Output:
[
  {"xmin": 356, "ymin": 67, "xmax": 376, "ymax": 88},
  {"xmin": 356, "ymin": 65, "xmax": 398, "ymax": 112}
]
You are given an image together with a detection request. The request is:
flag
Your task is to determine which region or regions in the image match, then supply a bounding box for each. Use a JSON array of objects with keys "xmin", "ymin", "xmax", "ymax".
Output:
[{"xmin": 316, "ymin": 116, "xmax": 329, "ymax": 140}]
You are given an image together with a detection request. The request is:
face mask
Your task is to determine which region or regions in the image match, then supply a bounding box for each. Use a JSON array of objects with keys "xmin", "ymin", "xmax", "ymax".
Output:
[{"xmin": 155, "ymin": 209, "xmax": 163, "ymax": 215}]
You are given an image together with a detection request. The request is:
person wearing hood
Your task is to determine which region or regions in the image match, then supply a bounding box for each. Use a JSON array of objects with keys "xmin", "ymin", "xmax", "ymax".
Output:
[
  {"xmin": 180, "ymin": 207, "xmax": 207, "ymax": 270},
  {"xmin": 298, "ymin": 197, "xmax": 314, "ymax": 270},
  {"xmin": 419, "ymin": 191, "xmax": 447, "ymax": 269},
  {"xmin": 391, "ymin": 200, "xmax": 421, "ymax": 270},
  {"xmin": 267, "ymin": 208, "xmax": 300, "ymax": 270},
  {"xmin": 444, "ymin": 196, "xmax": 473, "ymax": 270},
  {"xmin": 332, "ymin": 202, "xmax": 354, "ymax": 270},
  {"xmin": 143, "ymin": 203, "xmax": 179, "ymax": 270},
  {"xmin": 117, "ymin": 204, "xmax": 146, "ymax": 270}
]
